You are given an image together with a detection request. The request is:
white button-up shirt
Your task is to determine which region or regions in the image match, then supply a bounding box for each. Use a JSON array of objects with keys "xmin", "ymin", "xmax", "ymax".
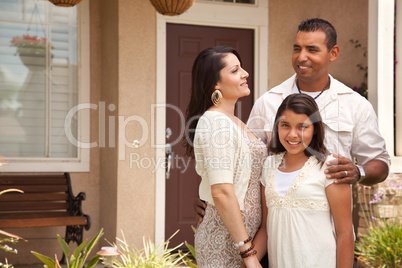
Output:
[{"xmin": 247, "ymin": 74, "xmax": 390, "ymax": 167}]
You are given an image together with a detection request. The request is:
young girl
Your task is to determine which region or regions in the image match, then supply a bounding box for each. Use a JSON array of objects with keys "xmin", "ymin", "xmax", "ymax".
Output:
[{"xmin": 253, "ymin": 93, "xmax": 354, "ymax": 267}]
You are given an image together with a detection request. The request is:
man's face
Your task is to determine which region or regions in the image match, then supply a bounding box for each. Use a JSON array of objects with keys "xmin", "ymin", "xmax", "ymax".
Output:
[{"xmin": 292, "ymin": 30, "xmax": 333, "ymax": 86}]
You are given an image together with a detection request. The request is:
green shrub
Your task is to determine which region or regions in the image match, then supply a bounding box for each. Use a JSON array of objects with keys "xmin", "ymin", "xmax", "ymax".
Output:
[
  {"xmin": 32, "ymin": 228, "xmax": 103, "ymax": 268},
  {"xmin": 355, "ymin": 218, "xmax": 402, "ymax": 268},
  {"xmin": 356, "ymin": 181, "xmax": 402, "ymax": 268}
]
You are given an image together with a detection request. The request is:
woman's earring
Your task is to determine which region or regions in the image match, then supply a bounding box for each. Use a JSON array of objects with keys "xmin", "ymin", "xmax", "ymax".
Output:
[{"xmin": 211, "ymin": 90, "xmax": 222, "ymax": 106}]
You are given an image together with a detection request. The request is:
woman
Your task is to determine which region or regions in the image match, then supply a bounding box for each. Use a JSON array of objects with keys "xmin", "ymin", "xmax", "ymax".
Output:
[{"xmin": 184, "ymin": 46, "xmax": 267, "ymax": 267}]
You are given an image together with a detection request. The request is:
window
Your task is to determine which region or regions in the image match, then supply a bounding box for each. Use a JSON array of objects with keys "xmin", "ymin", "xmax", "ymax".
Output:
[{"xmin": 0, "ymin": 0, "xmax": 89, "ymax": 171}]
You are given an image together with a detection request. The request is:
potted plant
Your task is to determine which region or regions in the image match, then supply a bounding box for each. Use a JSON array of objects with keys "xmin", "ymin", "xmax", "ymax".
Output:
[{"xmin": 9, "ymin": 34, "xmax": 53, "ymax": 69}]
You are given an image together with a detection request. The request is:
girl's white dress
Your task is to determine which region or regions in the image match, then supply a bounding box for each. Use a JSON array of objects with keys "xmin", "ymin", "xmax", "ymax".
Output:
[{"xmin": 261, "ymin": 153, "xmax": 337, "ymax": 268}]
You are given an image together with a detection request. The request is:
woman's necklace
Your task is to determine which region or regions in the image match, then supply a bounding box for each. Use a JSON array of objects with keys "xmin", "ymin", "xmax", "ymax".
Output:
[{"xmin": 296, "ymin": 76, "xmax": 331, "ymax": 100}]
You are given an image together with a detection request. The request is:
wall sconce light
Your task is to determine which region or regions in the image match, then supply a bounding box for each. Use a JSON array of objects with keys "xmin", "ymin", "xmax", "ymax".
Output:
[{"xmin": 96, "ymin": 246, "xmax": 121, "ymax": 267}]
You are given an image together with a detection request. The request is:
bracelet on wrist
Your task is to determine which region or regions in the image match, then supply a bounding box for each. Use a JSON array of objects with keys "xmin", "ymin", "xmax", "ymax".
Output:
[
  {"xmin": 234, "ymin": 235, "xmax": 252, "ymax": 249},
  {"xmin": 239, "ymin": 242, "xmax": 255, "ymax": 256},
  {"xmin": 241, "ymin": 249, "xmax": 257, "ymax": 259}
]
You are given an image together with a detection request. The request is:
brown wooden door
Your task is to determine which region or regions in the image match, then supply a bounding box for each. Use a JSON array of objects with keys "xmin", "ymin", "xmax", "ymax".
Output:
[{"xmin": 165, "ymin": 23, "xmax": 254, "ymax": 248}]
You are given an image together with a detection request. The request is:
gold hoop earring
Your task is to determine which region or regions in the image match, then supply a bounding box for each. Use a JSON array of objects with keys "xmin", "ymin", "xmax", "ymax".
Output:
[{"xmin": 211, "ymin": 90, "xmax": 222, "ymax": 106}]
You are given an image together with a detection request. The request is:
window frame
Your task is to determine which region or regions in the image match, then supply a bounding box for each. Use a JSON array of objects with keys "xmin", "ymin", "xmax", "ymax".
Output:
[{"xmin": 1, "ymin": 0, "xmax": 90, "ymax": 172}]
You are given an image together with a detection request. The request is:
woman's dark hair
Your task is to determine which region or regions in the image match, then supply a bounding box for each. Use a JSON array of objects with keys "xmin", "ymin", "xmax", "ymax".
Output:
[
  {"xmin": 268, "ymin": 93, "xmax": 328, "ymax": 164},
  {"xmin": 298, "ymin": 18, "xmax": 337, "ymax": 51},
  {"xmin": 183, "ymin": 46, "xmax": 242, "ymax": 157}
]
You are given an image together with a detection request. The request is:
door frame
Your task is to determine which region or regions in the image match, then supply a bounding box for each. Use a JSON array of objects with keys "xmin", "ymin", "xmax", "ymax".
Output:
[{"xmin": 154, "ymin": 0, "xmax": 269, "ymax": 244}]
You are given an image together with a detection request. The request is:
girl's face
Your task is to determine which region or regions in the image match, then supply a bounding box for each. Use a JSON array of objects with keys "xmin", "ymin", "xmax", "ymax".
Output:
[
  {"xmin": 277, "ymin": 109, "xmax": 315, "ymax": 157},
  {"xmin": 215, "ymin": 53, "xmax": 250, "ymax": 101}
]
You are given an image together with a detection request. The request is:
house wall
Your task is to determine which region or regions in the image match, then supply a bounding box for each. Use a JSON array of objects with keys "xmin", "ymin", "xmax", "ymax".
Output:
[
  {"xmin": 94, "ymin": 0, "xmax": 118, "ymax": 249},
  {"xmin": 90, "ymin": 0, "xmax": 158, "ymax": 253},
  {"xmin": 114, "ymin": 0, "xmax": 157, "ymax": 247},
  {"xmin": 267, "ymin": 0, "xmax": 368, "ymax": 91},
  {"xmin": 4, "ymin": 0, "xmax": 157, "ymax": 265}
]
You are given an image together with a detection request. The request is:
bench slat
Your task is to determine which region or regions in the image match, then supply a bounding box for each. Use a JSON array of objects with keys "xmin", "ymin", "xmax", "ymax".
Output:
[
  {"xmin": 0, "ymin": 216, "xmax": 88, "ymax": 228},
  {"xmin": 0, "ymin": 175, "xmax": 67, "ymax": 186},
  {"xmin": 0, "ymin": 211, "xmax": 71, "ymax": 219},
  {"xmin": 0, "ymin": 185, "xmax": 68, "ymax": 193},
  {"xmin": 0, "ymin": 193, "xmax": 69, "ymax": 202},
  {"xmin": 0, "ymin": 202, "xmax": 69, "ymax": 212}
]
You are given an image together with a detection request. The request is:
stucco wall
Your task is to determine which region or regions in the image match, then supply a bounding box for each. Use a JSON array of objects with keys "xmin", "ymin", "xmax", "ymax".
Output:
[
  {"xmin": 96, "ymin": 0, "xmax": 119, "ymax": 248},
  {"xmin": 3, "ymin": 0, "xmax": 157, "ymax": 265},
  {"xmin": 92, "ymin": 0, "xmax": 157, "ymax": 253},
  {"xmin": 268, "ymin": 0, "xmax": 368, "ymax": 91},
  {"xmin": 114, "ymin": 0, "xmax": 157, "ymax": 247}
]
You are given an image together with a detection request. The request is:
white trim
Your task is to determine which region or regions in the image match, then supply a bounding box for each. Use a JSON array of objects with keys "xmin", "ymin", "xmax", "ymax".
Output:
[
  {"xmin": 368, "ymin": 0, "xmax": 401, "ymax": 172},
  {"xmin": 395, "ymin": 1, "xmax": 402, "ymax": 157},
  {"xmin": 154, "ymin": 0, "xmax": 268, "ymax": 245},
  {"xmin": 1, "ymin": 1, "xmax": 90, "ymax": 172}
]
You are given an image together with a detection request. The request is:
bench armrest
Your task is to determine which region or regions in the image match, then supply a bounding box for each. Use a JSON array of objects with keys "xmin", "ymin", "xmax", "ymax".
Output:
[{"xmin": 70, "ymin": 192, "xmax": 86, "ymax": 216}]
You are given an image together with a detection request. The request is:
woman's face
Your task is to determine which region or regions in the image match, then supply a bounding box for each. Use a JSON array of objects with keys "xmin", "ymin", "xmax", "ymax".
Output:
[
  {"xmin": 215, "ymin": 53, "xmax": 250, "ymax": 101},
  {"xmin": 277, "ymin": 109, "xmax": 315, "ymax": 157}
]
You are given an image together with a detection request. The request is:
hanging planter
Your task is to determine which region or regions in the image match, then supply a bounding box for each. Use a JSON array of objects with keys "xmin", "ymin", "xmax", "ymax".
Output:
[
  {"xmin": 149, "ymin": 0, "xmax": 194, "ymax": 16},
  {"xmin": 10, "ymin": 35, "xmax": 53, "ymax": 70},
  {"xmin": 48, "ymin": 0, "xmax": 83, "ymax": 7}
]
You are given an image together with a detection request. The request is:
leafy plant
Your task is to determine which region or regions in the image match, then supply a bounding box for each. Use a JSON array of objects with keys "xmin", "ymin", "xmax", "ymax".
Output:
[
  {"xmin": 179, "ymin": 241, "xmax": 197, "ymax": 268},
  {"xmin": 355, "ymin": 218, "xmax": 402, "ymax": 268},
  {"xmin": 31, "ymin": 228, "xmax": 103, "ymax": 268},
  {"xmin": 0, "ymin": 189, "xmax": 25, "ymax": 268},
  {"xmin": 179, "ymin": 225, "xmax": 197, "ymax": 268},
  {"xmin": 111, "ymin": 230, "xmax": 188, "ymax": 268},
  {"xmin": 0, "ymin": 259, "xmax": 13, "ymax": 268},
  {"xmin": 355, "ymin": 180, "xmax": 402, "ymax": 267},
  {"xmin": 349, "ymin": 39, "xmax": 368, "ymax": 98}
]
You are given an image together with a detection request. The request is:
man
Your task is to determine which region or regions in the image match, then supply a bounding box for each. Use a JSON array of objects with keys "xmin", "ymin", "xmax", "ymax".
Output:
[
  {"xmin": 247, "ymin": 18, "xmax": 390, "ymax": 186},
  {"xmin": 193, "ymin": 17, "xmax": 390, "ymax": 266}
]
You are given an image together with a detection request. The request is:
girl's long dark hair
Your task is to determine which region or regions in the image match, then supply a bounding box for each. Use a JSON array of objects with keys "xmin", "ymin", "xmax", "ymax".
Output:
[
  {"xmin": 183, "ymin": 46, "xmax": 242, "ymax": 157},
  {"xmin": 268, "ymin": 93, "xmax": 328, "ymax": 165}
]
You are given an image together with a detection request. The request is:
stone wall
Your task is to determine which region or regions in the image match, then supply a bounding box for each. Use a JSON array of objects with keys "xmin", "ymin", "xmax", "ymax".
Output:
[{"xmin": 356, "ymin": 173, "xmax": 402, "ymax": 237}]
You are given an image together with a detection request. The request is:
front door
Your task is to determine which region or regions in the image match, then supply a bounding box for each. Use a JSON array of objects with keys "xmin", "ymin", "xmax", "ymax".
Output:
[{"xmin": 165, "ymin": 23, "xmax": 254, "ymax": 248}]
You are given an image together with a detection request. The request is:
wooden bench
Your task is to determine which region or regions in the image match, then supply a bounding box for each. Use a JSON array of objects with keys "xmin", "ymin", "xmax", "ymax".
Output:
[{"xmin": 0, "ymin": 173, "xmax": 91, "ymax": 249}]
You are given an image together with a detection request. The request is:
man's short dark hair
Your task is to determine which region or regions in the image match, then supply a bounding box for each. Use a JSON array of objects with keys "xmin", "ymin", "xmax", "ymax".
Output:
[{"xmin": 298, "ymin": 18, "xmax": 337, "ymax": 51}]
